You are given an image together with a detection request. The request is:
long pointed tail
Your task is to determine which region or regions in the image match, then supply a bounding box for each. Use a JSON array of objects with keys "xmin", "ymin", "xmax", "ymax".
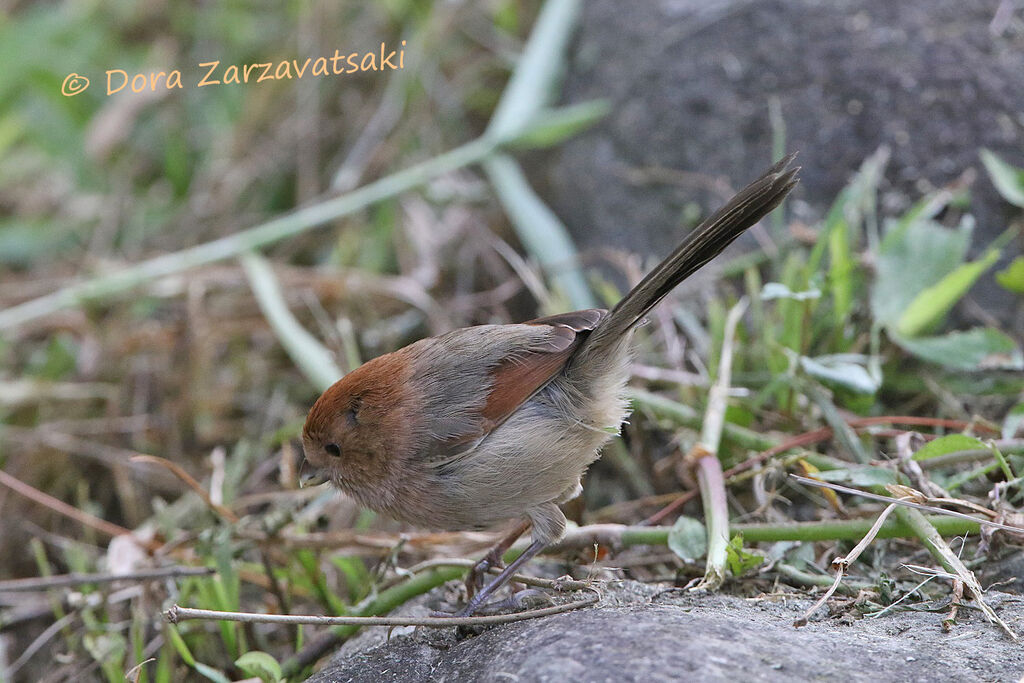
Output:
[{"xmin": 581, "ymin": 154, "xmax": 799, "ymax": 356}]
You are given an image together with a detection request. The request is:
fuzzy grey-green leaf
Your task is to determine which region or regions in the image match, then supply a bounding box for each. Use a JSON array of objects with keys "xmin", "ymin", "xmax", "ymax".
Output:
[{"xmin": 668, "ymin": 516, "xmax": 707, "ymax": 563}]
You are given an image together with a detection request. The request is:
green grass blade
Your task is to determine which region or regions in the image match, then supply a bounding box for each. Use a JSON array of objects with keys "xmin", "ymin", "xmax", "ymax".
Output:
[{"xmin": 241, "ymin": 252, "xmax": 342, "ymax": 391}]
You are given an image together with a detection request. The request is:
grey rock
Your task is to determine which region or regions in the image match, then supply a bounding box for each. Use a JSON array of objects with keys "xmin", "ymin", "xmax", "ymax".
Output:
[
  {"xmin": 309, "ymin": 583, "xmax": 1024, "ymax": 682},
  {"xmin": 536, "ymin": 0, "xmax": 1024, "ymax": 327}
]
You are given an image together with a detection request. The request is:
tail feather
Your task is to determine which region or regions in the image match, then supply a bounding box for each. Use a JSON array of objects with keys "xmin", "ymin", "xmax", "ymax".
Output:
[{"xmin": 581, "ymin": 154, "xmax": 799, "ymax": 355}]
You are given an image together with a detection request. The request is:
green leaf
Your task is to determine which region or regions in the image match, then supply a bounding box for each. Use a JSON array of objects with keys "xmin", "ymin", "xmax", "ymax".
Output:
[
  {"xmin": 667, "ymin": 516, "xmax": 707, "ymax": 563},
  {"xmin": 192, "ymin": 662, "xmax": 232, "ymax": 683},
  {"xmin": 507, "ymin": 100, "xmax": 610, "ymax": 149},
  {"xmin": 980, "ymin": 148, "xmax": 1024, "ymax": 208},
  {"xmin": 896, "ymin": 247, "xmax": 1001, "ymax": 337},
  {"xmin": 486, "ymin": 0, "xmax": 581, "ymax": 139},
  {"xmin": 827, "ymin": 215, "xmax": 855, "ymax": 327},
  {"xmin": 872, "ymin": 219, "xmax": 970, "ymax": 328},
  {"xmin": 725, "ymin": 535, "xmax": 765, "ymax": 576},
  {"xmin": 28, "ymin": 333, "xmax": 77, "ymax": 380},
  {"xmin": 894, "ymin": 328, "xmax": 1023, "ymax": 370},
  {"xmin": 815, "ymin": 466, "xmax": 896, "ymax": 487},
  {"xmin": 0, "ymin": 220, "xmax": 77, "ymax": 268},
  {"xmin": 235, "ymin": 651, "xmax": 283, "ymax": 683},
  {"xmin": 83, "ymin": 632, "xmax": 127, "ymax": 670},
  {"xmin": 798, "ymin": 355, "xmax": 880, "ymax": 395},
  {"xmin": 996, "ymin": 256, "xmax": 1024, "ymax": 294},
  {"xmin": 165, "ymin": 625, "xmax": 195, "ymax": 667},
  {"xmin": 1003, "ymin": 403, "xmax": 1024, "ymax": 440},
  {"xmin": 760, "ymin": 281, "xmax": 821, "ymax": 301},
  {"xmin": 912, "ymin": 434, "xmax": 987, "ymax": 461}
]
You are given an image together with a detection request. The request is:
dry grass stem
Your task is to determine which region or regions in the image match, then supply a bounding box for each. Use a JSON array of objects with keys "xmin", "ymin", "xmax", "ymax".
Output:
[
  {"xmin": 130, "ymin": 454, "xmax": 240, "ymax": 523},
  {"xmin": 791, "ymin": 475, "xmax": 1021, "ymax": 533},
  {"xmin": 794, "ymin": 503, "xmax": 898, "ymax": 627}
]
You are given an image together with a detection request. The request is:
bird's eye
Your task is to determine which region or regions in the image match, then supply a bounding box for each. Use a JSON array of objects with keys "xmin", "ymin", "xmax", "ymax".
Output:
[{"xmin": 324, "ymin": 443, "xmax": 341, "ymax": 457}]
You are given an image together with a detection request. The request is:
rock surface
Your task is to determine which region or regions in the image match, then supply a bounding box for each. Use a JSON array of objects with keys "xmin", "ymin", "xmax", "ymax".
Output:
[
  {"xmin": 536, "ymin": 0, "xmax": 1024, "ymax": 326},
  {"xmin": 308, "ymin": 582, "xmax": 1024, "ymax": 682}
]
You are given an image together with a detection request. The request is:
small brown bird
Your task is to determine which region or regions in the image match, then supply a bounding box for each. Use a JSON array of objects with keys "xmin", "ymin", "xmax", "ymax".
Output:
[{"xmin": 301, "ymin": 155, "xmax": 799, "ymax": 616}]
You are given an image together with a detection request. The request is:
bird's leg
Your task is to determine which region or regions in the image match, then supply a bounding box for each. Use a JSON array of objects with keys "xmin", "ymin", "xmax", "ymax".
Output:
[
  {"xmin": 465, "ymin": 519, "xmax": 531, "ymax": 599},
  {"xmin": 455, "ymin": 539, "xmax": 547, "ymax": 617},
  {"xmin": 453, "ymin": 502, "xmax": 564, "ymax": 617}
]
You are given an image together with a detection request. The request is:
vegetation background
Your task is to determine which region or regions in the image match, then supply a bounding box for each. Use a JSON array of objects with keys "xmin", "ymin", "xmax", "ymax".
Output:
[{"xmin": 0, "ymin": 1, "xmax": 1021, "ymax": 681}]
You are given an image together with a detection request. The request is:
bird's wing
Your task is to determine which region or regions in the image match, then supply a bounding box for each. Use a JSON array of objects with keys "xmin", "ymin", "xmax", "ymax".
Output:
[{"xmin": 409, "ymin": 310, "xmax": 606, "ymax": 463}]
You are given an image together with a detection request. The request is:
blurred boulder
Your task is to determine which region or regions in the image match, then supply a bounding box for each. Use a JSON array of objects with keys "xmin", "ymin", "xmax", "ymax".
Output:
[
  {"xmin": 309, "ymin": 585, "xmax": 1024, "ymax": 682},
  {"xmin": 536, "ymin": 0, "xmax": 1024, "ymax": 328}
]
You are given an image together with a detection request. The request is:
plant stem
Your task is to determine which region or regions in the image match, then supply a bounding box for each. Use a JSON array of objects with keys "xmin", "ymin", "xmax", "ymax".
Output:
[
  {"xmin": 695, "ymin": 299, "xmax": 746, "ymax": 589},
  {"xmin": 0, "ymin": 136, "xmax": 499, "ymax": 331},
  {"xmin": 0, "ymin": 566, "xmax": 213, "ymax": 592},
  {"xmin": 241, "ymin": 252, "xmax": 343, "ymax": 391},
  {"xmin": 551, "ymin": 515, "xmax": 983, "ymax": 551},
  {"xmin": 626, "ymin": 388, "xmax": 777, "ymax": 452},
  {"xmin": 484, "ymin": 154, "xmax": 595, "ymax": 310},
  {"xmin": 893, "ymin": 505, "xmax": 1018, "ymax": 640},
  {"xmin": 731, "ymin": 515, "xmax": 979, "ymax": 542}
]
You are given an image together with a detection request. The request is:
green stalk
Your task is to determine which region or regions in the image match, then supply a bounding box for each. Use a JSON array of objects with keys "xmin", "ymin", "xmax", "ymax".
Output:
[
  {"xmin": 0, "ymin": 136, "xmax": 498, "ymax": 331},
  {"xmin": 891, "ymin": 507, "xmax": 965, "ymax": 576},
  {"xmin": 609, "ymin": 515, "xmax": 982, "ymax": 546},
  {"xmin": 486, "ymin": 0, "xmax": 580, "ymax": 139},
  {"xmin": 626, "ymin": 388, "xmax": 777, "ymax": 452},
  {"xmin": 695, "ymin": 299, "xmax": 747, "ymax": 589},
  {"xmin": 241, "ymin": 252, "xmax": 343, "ymax": 391},
  {"xmin": 484, "ymin": 154, "xmax": 596, "ymax": 310}
]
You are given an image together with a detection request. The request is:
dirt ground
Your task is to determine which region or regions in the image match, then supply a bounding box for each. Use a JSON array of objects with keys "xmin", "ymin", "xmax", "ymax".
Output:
[{"xmin": 308, "ymin": 580, "xmax": 1024, "ymax": 682}]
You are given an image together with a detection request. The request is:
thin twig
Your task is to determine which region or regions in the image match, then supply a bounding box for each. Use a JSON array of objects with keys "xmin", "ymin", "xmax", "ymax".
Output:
[
  {"xmin": 0, "ymin": 468, "xmax": 151, "ymax": 546},
  {"xmin": 0, "ymin": 566, "xmax": 213, "ymax": 592},
  {"xmin": 793, "ymin": 569, "xmax": 844, "ymax": 628},
  {"xmin": 794, "ymin": 503, "xmax": 899, "ymax": 627},
  {"xmin": 789, "ymin": 475, "xmax": 1022, "ymax": 532},
  {"xmin": 130, "ymin": 455, "xmax": 239, "ymax": 523},
  {"xmin": 166, "ymin": 589, "xmax": 598, "ymax": 628},
  {"xmin": 3, "ymin": 611, "xmax": 78, "ymax": 678},
  {"xmin": 943, "ymin": 580, "xmax": 964, "ymax": 632}
]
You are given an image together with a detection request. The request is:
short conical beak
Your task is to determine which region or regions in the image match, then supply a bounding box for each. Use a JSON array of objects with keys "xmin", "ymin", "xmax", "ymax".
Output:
[{"xmin": 299, "ymin": 458, "xmax": 329, "ymax": 488}]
